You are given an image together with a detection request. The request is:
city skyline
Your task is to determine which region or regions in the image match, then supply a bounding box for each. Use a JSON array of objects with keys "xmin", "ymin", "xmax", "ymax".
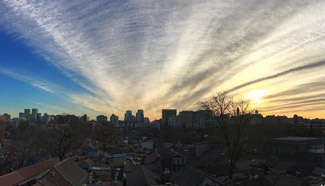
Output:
[
  {"xmin": 1, "ymin": 107, "xmax": 324, "ymax": 122},
  {"xmin": 1, "ymin": 0, "xmax": 325, "ymax": 120}
]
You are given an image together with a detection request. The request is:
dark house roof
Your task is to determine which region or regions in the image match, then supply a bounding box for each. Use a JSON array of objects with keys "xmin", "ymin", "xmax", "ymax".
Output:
[
  {"xmin": 145, "ymin": 151, "xmax": 160, "ymax": 164},
  {"xmin": 34, "ymin": 158, "xmax": 88, "ymax": 186},
  {"xmin": 0, "ymin": 172, "xmax": 24, "ymax": 186},
  {"xmin": 170, "ymin": 166, "xmax": 216, "ymax": 186},
  {"xmin": 0, "ymin": 158, "xmax": 59, "ymax": 186},
  {"xmin": 17, "ymin": 158, "xmax": 59, "ymax": 180},
  {"xmin": 271, "ymin": 137, "xmax": 321, "ymax": 142},
  {"xmin": 274, "ymin": 176, "xmax": 304, "ymax": 186},
  {"xmin": 126, "ymin": 166, "xmax": 161, "ymax": 186},
  {"xmin": 243, "ymin": 177, "xmax": 272, "ymax": 186},
  {"xmin": 287, "ymin": 161, "xmax": 316, "ymax": 176},
  {"xmin": 161, "ymin": 149, "xmax": 186, "ymax": 159},
  {"xmin": 54, "ymin": 158, "xmax": 88, "ymax": 186}
]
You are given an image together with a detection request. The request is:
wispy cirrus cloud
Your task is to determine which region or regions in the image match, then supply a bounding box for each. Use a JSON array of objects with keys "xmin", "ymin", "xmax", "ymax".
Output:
[{"xmin": 0, "ymin": 0, "xmax": 325, "ymax": 119}]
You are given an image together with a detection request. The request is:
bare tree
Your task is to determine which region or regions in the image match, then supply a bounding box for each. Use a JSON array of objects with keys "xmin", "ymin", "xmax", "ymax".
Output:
[
  {"xmin": 0, "ymin": 117, "xmax": 4, "ymax": 144},
  {"xmin": 93, "ymin": 124, "xmax": 122, "ymax": 153},
  {"xmin": 199, "ymin": 92, "xmax": 251, "ymax": 179}
]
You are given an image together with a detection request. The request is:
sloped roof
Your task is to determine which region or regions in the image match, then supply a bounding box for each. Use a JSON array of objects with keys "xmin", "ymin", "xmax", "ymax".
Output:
[
  {"xmin": 312, "ymin": 167, "xmax": 325, "ymax": 176},
  {"xmin": 274, "ymin": 161, "xmax": 295, "ymax": 171},
  {"xmin": 163, "ymin": 143, "xmax": 174, "ymax": 149},
  {"xmin": 126, "ymin": 166, "xmax": 160, "ymax": 186},
  {"xmin": 170, "ymin": 166, "xmax": 214, "ymax": 186},
  {"xmin": 272, "ymin": 137, "xmax": 321, "ymax": 142},
  {"xmin": 243, "ymin": 177, "xmax": 272, "ymax": 186},
  {"xmin": 162, "ymin": 149, "xmax": 186, "ymax": 159},
  {"xmin": 17, "ymin": 158, "xmax": 59, "ymax": 180},
  {"xmin": 145, "ymin": 151, "xmax": 160, "ymax": 164},
  {"xmin": 274, "ymin": 176, "xmax": 304, "ymax": 186},
  {"xmin": 287, "ymin": 161, "xmax": 316, "ymax": 176},
  {"xmin": 0, "ymin": 158, "xmax": 59, "ymax": 186},
  {"xmin": 0, "ymin": 172, "xmax": 24, "ymax": 186},
  {"xmin": 54, "ymin": 158, "xmax": 88, "ymax": 186}
]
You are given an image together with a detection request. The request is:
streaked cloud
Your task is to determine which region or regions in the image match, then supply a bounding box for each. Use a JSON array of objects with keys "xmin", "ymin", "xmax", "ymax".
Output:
[{"xmin": 0, "ymin": 0, "xmax": 324, "ymax": 119}]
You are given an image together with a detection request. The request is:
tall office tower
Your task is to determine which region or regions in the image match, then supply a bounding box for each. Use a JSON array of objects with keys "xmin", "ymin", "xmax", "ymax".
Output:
[
  {"xmin": 24, "ymin": 109, "xmax": 30, "ymax": 116},
  {"xmin": 179, "ymin": 111, "xmax": 194, "ymax": 128},
  {"xmin": 31, "ymin": 108, "xmax": 38, "ymax": 121},
  {"xmin": 32, "ymin": 108, "xmax": 38, "ymax": 114},
  {"xmin": 96, "ymin": 115, "xmax": 108, "ymax": 123},
  {"xmin": 24, "ymin": 109, "xmax": 31, "ymax": 120},
  {"xmin": 81, "ymin": 114, "xmax": 89, "ymax": 122},
  {"xmin": 162, "ymin": 109, "xmax": 177, "ymax": 126},
  {"xmin": 43, "ymin": 113, "xmax": 50, "ymax": 123},
  {"xmin": 144, "ymin": 117, "xmax": 149, "ymax": 124},
  {"xmin": 193, "ymin": 110, "xmax": 206, "ymax": 129},
  {"xmin": 136, "ymin": 109, "xmax": 144, "ymax": 123},
  {"xmin": 36, "ymin": 113, "xmax": 42, "ymax": 121},
  {"xmin": 19, "ymin": 112, "xmax": 25, "ymax": 119},
  {"xmin": 110, "ymin": 114, "xmax": 119, "ymax": 126},
  {"xmin": 124, "ymin": 110, "xmax": 132, "ymax": 123}
]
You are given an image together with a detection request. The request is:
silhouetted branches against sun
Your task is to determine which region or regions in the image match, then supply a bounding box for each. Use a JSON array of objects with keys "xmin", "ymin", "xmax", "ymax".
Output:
[{"xmin": 199, "ymin": 91, "xmax": 252, "ymax": 180}]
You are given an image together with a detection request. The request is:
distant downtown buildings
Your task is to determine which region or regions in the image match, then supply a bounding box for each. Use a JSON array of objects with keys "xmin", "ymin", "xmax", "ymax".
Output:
[
  {"xmin": 2, "ymin": 107, "xmax": 324, "ymax": 129},
  {"xmin": 18, "ymin": 108, "xmax": 48, "ymax": 122},
  {"xmin": 162, "ymin": 109, "xmax": 207, "ymax": 128}
]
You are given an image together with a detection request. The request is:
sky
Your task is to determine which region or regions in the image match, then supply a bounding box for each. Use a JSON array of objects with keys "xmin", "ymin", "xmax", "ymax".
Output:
[{"xmin": 0, "ymin": 0, "xmax": 324, "ymax": 120}]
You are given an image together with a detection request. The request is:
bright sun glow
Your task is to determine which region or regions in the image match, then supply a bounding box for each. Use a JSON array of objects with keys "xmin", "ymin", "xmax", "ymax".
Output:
[{"xmin": 245, "ymin": 89, "xmax": 268, "ymax": 104}]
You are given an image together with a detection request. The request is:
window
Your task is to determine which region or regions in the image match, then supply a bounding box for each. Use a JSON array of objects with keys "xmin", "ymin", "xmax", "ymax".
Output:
[{"xmin": 172, "ymin": 158, "xmax": 184, "ymax": 164}]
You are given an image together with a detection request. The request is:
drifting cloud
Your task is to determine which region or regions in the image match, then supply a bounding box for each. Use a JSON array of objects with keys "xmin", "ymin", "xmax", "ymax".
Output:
[
  {"xmin": 0, "ymin": 0, "xmax": 325, "ymax": 119},
  {"xmin": 228, "ymin": 61, "xmax": 325, "ymax": 92}
]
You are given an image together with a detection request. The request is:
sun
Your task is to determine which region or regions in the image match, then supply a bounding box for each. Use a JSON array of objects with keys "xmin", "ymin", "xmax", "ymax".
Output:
[{"xmin": 245, "ymin": 89, "xmax": 268, "ymax": 104}]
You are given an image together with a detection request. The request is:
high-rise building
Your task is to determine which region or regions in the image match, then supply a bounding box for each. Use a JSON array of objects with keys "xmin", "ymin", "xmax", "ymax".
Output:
[
  {"xmin": 24, "ymin": 109, "xmax": 30, "ymax": 115},
  {"xmin": 32, "ymin": 108, "xmax": 38, "ymax": 115},
  {"xmin": 193, "ymin": 110, "xmax": 206, "ymax": 128},
  {"xmin": 179, "ymin": 111, "xmax": 194, "ymax": 128},
  {"xmin": 36, "ymin": 113, "xmax": 42, "ymax": 121},
  {"xmin": 19, "ymin": 112, "xmax": 25, "ymax": 119},
  {"xmin": 43, "ymin": 113, "xmax": 50, "ymax": 123},
  {"xmin": 31, "ymin": 108, "xmax": 39, "ymax": 121},
  {"xmin": 24, "ymin": 109, "xmax": 30, "ymax": 120},
  {"xmin": 96, "ymin": 115, "xmax": 108, "ymax": 123},
  {"xmin": 124, "ymin": 110, "xmax": 132, "ymax": 123},
  {"xmin": 110, "ymin": 114, "xmax": 119, "ymax": 126},
  {"xmin": 136, "ymin": 109, "xmax": 144, "ymax": 123},
  {"xmin": 80, "ymin": 114, "xmax": 89, "ymax": 122},
  {"xmin": 162, "ymin": 109, "xmax": 177, "ymax": 126}
]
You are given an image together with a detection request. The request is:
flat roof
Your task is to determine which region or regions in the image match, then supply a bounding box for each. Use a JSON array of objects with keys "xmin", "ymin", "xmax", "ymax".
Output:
[{"xmin": 272, "ymin": 137, "xmax": 322, "ymax": 142}]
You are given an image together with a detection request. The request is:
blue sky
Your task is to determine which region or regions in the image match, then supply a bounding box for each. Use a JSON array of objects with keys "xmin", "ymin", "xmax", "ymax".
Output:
[{"xmin": 0, "ymin": 0, "xmax": 324, "ymax": 120}]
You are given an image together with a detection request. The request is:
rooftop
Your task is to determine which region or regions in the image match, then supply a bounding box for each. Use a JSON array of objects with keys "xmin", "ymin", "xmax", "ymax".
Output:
[
  {"xmin": 272, "ymin": 137, "xmax": 321, "ymax": 142},
  {"xmin": 0, "ymin": 158, "xmax": 59, "ymax": 186}
]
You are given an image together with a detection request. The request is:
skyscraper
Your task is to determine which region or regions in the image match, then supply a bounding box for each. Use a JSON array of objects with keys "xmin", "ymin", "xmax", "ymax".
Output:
[
  {"xmin": 124, "ymin": 110, "xmax": 132, "ymax": 123},
  {"xmin": 179, "ymin": 111, "xmax": 194, "ymax": 128},
  {"xmin": 162, "ymin": 109, "xmax": 177, "ymax": 126},
  {"xmin": 136, "ymin": 109, "xmax": 144, "ymax": 123},
  {"xmin": 80, "ymin": 114, "xmax": 89, "ymax": 122},
  {"xmin": 96, "ymin": 115, "xmax": 108, "ymax": 123},
  {"xmin": 24, "ymin": 109, "xmax": 30, "ymax": 120},
  {"xmin": 19, "ymin": 112, "xmax": 25, "ymax": 119},
  {"xmin": 31, "ymin": 108, "xmax": 38, "ymax": 121},
  {"xmin": 24, "ymin": 109, "xmax": 30, "ymax": 115},
  {"xmin": 110, "ymin": 114, "xmax": 119, "ymax": 126}
]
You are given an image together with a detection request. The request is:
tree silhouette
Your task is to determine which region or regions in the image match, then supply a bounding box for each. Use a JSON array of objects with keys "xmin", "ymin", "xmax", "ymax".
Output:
[{"xmin": 199, "ymin": 92, "xmax": 251, "ymax": 180}]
